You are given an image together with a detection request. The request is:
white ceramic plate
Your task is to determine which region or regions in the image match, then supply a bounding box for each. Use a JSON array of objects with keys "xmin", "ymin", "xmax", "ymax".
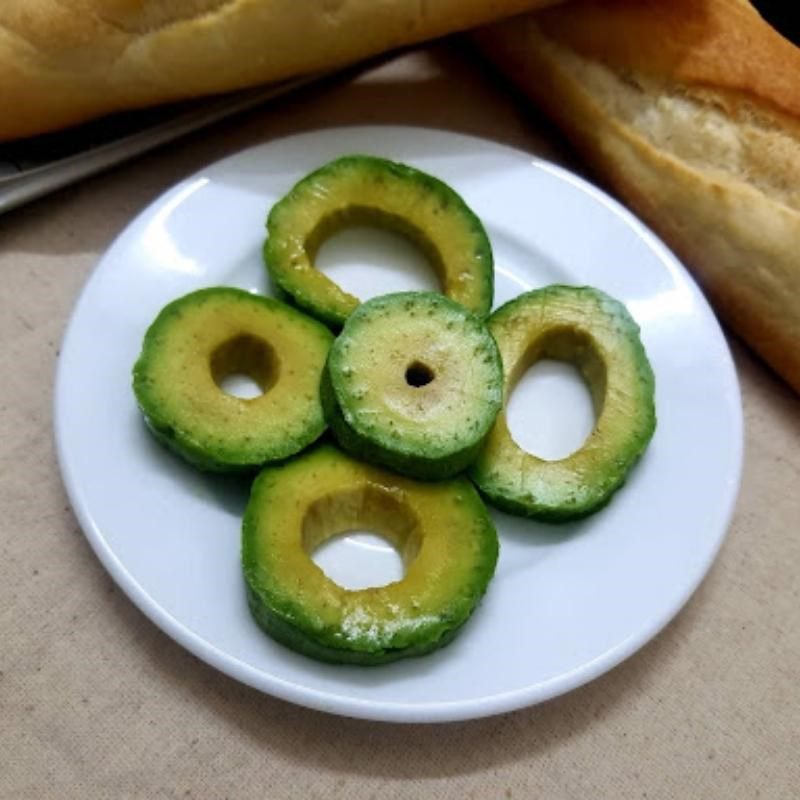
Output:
[{"xmin": 55, "ymin": 126, "xmax": 742, "ymax": 723}]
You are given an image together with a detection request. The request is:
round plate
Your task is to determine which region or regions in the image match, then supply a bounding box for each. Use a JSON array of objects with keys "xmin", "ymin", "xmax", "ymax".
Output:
[{"xmin": 55, "ymin": 126, "xmax": 742, "ymax": 723}]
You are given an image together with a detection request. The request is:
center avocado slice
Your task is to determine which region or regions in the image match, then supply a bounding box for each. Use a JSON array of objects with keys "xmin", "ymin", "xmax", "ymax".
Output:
[
  {"xmin": 263, "ymin": 155, "xmax": 494, "ymax": 328},
  {"xmin": 322, "ymin": 292, "xmax": 503, "ymax": 481},
  {"xmin": 242, "ymin": 445, "xmax": 499, "ymax": 665},
  {"xmin": 470, "ymin": 285, "xmax": 656, "ymax": 521}
]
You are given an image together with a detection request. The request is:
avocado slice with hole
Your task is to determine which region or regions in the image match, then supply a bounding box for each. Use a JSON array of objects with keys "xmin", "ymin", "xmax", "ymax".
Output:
[
  {"xmin": 242, "ymin": 444, "xmax": 499, "ymax": 665},
  {"xmin": 322, "ymin": 292, "xmax": 503, "ymax": 480},
  {"xmin": 132, "ymin": 287, "xmax": 333, "ymax": 472},
  {"xmin": 470, "ymin": 285, "xmax": 656, "ymax": 520},
  {"xmin": 263, "ymin": 155, "xmax": 494, "ymax": 328}
]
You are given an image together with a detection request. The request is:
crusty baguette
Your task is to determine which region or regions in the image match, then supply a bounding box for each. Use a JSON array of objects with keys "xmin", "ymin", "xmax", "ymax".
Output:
[
  {"xmin": 475, "ymin": 0, "xmax": 800, "ymax": 394},
  {"xmin": 0, "ymin": 0, "xmax": 562, "ymax": 141}
]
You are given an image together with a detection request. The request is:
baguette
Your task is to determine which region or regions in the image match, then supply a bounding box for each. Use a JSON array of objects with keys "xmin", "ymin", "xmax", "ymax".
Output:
[
  {"xmin": 0, "ymin": 0, "xmax": 561, "ymax": 141},
  {"xmin": 475, "ymin": 0, "xmax": 800, "ymax": 394}
]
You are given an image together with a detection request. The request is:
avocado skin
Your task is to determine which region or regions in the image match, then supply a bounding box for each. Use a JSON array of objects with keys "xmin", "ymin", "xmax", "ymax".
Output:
[
  {"xmin": 264, "ymin": 155, "xmax": 494, "ymax": 329},
  {"xmin": 470, "ymin": 285, "xmax": 656, "ymax": 521},
  {"xmin": 261, "ymin": 237, "xmax": 347, "ymax": 330},
  {"xmin": 138, "ymin": 413, "xmax": 250, "ymax": 474},
  {"xmin": 241, "ymin": 444, "xmax": 499, "ymax": 665},
  {"xmin": 475, "ymin": 470, "xmax": 618, "ymax": 524},
  {"xmin": 321, "ymin": 360, "xmax": 488, "ymax": 482},
  {"xmin": 243, "ymin": 582, "xmax": 465, "ymax": 666},
  {"xmin": 133, "ymin": 287, "xmax": 333, "ymax": 473}
]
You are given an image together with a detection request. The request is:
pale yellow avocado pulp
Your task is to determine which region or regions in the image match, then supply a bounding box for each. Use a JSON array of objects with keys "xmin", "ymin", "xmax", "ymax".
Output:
[
  {"xmin": 133, "ymin": 287, "xmax": 333, "ymax": 471},
  {"xmin": 242, "ymin": 445, "xmax": 499, "ymax": 664},
  {"xmin": 264, "ymin": 155, "xmax": 494, "ymax": 328},
  {"xmin": 470, "ymin": 285, "xmax": 656, "ymax": 520}
]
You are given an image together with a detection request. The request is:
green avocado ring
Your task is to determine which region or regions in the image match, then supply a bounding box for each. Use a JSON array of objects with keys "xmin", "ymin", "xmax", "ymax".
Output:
[
  {"xmin": 242, "ymin": 445, "xmax": 499, "ymax": 665},
  {"xmin": 132, "ymin": 287, "xmax": 333, "ymax": 472},
  {"xmin": 470, "ymin": 285, "xmax": 656, "ymax": 521},
  {"xmin": 263, "ymin": 155, "xmax": 494, "ymax": 328},
  {"xmin": 322, "ymin": 292, "xmax": 504, "ymax": 481}
]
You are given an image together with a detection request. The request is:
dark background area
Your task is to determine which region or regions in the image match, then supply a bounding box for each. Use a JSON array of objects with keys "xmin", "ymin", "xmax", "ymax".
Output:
[{"xmin": 753, "ymin": 0, "xmax": 800, "ymax": 43}]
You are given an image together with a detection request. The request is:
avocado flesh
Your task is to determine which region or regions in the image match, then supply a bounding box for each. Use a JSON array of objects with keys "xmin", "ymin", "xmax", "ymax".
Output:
[
  {"xmin": 264, "ymin": 155, "xmax": 494, "ymax": 328},
  {"xmin": 132, "ymin": 287, "xmax": 333, "ymax": 472},
  {"xmin": 324, "ymin": 292, "xmax": 503, "ymax": 480},
  {"xmin": 470, "ymin": 285, "xmax": 656, "ymax": 521},
  {"xmin": 242, "ymin": 445, "xmax": 499, "ymax": 665}
]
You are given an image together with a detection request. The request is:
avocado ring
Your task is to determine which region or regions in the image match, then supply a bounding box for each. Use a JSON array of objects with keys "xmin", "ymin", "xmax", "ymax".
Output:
[
  {"xmin": 242, "ymin": 444, "xmax": 499, "ymax": 665},
  {"xmin": 470, "ymin": 285, "xmax": 656, "ymax": 521},
  {"xmin": 322, "ymin": 292, "xmax": 503, "ymax": 481},
  {"xmin": 133, "ymin": 287, "xmax": 333, "ymax": 472},
  {"xmin": 263, "ymin": 155, "xmax": 494, "ymax": 328}
]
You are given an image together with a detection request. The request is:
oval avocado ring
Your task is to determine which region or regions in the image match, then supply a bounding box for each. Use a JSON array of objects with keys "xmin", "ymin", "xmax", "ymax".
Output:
[
  {"xmin": 323, "ymin": 292, "xmax": 504, "ymax": 481},
  {"xmin": 242, "ymin": 444, "xmax": 499, "ymax": 665},
  {"xmin": 263, "ymin": 155, "xmax": 494, "ymax": 328},
  {"xmin": 470, "ymin": 285, "xmax": 656, "ymax": 521},
  {"xmin": 132, "ymin": 287, "xmax": 333, "ymax": 472}
]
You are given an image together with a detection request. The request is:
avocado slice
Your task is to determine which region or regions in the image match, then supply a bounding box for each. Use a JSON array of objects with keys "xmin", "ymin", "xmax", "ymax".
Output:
[
  {"xmin": 263, "ymin": 155, "xmax": 494, "ymax": 328},
  {"xmin": 133, "ymin": 287, "xmax": 333, "ymax": 472},
  {"xmin": 470, "ymin": 285, "xmax": 656, "ymax": 520},
  {"xmin": 322, "ymin": 292, "xmax": 503, "ymax": 481},
  {"xmin": 242, "ymin": 444, "xmax": 499, "ymax": 665}
]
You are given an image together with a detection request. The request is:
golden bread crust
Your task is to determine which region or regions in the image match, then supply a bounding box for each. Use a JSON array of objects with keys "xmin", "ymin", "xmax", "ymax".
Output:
[
  {"xmin": 535, "ymin": 0, "xmax": 800, "ymax": 120},
  {"xmin": 475, "ymin": 2, "xmax": 800, "ymax": 393},
  {"xmin": 0, "ymin": 0, "xmax": 561, "ymax": 140}
]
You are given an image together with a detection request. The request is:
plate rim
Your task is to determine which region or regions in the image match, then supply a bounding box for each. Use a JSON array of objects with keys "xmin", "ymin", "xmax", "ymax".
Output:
[{"xmin": 54, "ymin": 124, "xmax": 743, "ymax": 723}]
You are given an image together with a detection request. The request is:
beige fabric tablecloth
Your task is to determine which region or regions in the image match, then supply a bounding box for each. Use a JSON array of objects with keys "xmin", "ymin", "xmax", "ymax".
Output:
[{"xmin": 1, "ymin": 44, "xmax": 798, "ymax": 799}]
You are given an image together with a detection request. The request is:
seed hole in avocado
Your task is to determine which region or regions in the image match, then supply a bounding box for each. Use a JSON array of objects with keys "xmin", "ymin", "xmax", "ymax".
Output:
[
  {"xmin": 312, "ymin": 532, "xmax": 405, "ymax": 590},
  {"xmin": 303, "ymin": 486, "xmax": 422, "ymax": 590},
  {"xmin": 210, "ymin": 334, "xmax": 279, "ymax": 399},
  {"xmin": 405, "ymin": 361, "xmax": 434, "ymax": 388},
  {"xmin": 508, "ymin": 360, "xmax": 596, "ymax": 461},
  {"xmin": 507, "ymin": 329, "xmax": 605, "ymax": 461},
  {"xmin": 312, "ymin": 210, "xmax": 440, "ymax": 301}
]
